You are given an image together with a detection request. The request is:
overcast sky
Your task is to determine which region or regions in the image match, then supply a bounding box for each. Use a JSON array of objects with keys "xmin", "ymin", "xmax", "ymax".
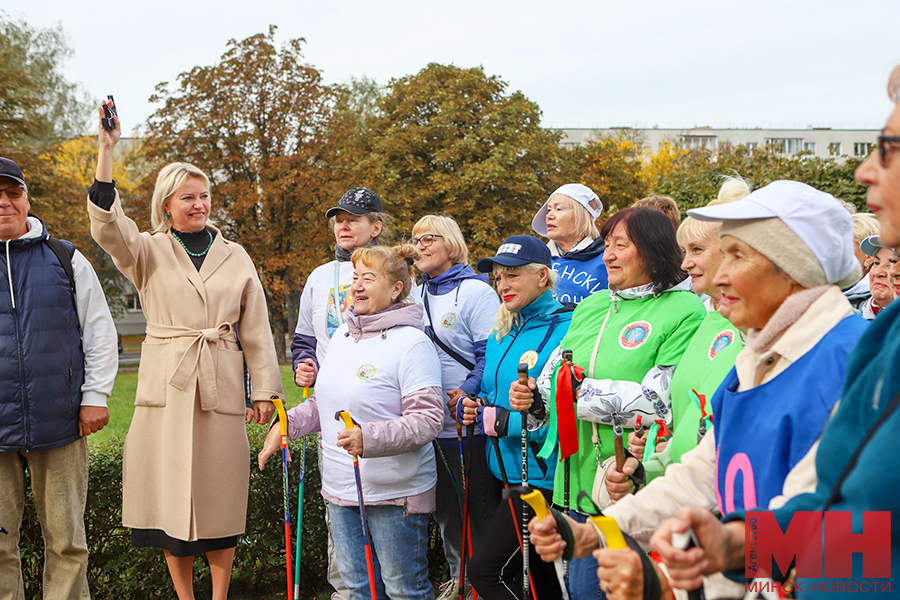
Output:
[{"xmin": 5, "ymin": 0, "xmax": 900, "ymax": 135}]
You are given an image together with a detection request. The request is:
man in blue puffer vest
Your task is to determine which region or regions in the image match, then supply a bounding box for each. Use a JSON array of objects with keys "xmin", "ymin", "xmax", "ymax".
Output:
[{"xmin": 0, "ymin": 158, "xmax": 118, "ymax": 599}]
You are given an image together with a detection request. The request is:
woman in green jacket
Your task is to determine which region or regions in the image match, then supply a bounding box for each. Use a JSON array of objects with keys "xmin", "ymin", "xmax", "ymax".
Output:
[
  {"xmin": 606, "ymin": 177, "xmax": 751, "ymax": 498},
  {"xmin": 511, "ymin": 206, "xmax": 706, "ymax": 599}
]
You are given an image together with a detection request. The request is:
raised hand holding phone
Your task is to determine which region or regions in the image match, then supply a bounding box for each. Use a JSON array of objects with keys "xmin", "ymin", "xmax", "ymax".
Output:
[{"xmin": 101, "ymin": 95, "xmax": 118, "ymax": 131}]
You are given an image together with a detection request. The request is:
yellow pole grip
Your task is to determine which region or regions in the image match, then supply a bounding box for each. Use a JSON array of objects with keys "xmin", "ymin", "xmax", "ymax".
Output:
[
  {"xmin": 521, "ymin": 489, "xmax": 551, "ymax": 520},
  {"xmin": 588, "ymin": 515, "xmax": 628, "ymax": 550},
  {"xmin": 338, "ymin": 410, "xmax": 354, "ymax": 430},
  {"xmin": 272, "ymin": 397, "xmax": 288, "ymax": 437}
]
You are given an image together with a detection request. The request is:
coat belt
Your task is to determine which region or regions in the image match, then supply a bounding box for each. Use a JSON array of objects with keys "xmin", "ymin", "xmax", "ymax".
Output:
[{"xmin": 145, "ymin": 322, "xmax": 235, "ymax": 411}]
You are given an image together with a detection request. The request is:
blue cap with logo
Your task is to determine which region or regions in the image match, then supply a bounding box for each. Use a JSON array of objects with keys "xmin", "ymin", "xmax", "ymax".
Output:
[{"xmin": 476, "ymin": 235, "xmax": 552, "ymax": 273}]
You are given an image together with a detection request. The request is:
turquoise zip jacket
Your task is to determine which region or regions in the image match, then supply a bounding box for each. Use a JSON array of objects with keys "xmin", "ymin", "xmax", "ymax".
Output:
[{"xmin": 479, "ymin": 290, "xmax": 573, "ymax": 491}]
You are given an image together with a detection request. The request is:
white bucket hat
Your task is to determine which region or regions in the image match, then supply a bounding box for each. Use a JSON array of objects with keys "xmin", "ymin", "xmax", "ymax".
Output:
[
  {"xmin": 688, "ymin": 180, "xmax": 860, "ymax": 288},
  {"xmin": 531, "ymin": 183, "xmax": 603, "ymax": 237}
]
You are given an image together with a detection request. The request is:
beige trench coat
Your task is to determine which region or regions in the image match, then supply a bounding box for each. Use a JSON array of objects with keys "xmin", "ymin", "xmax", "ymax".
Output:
[{"xmin": 89, "ymin": 194, "xmax": 284, "ymax": 541}]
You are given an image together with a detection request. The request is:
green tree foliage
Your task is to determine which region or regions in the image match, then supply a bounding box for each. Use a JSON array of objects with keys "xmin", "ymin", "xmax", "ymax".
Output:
[
  {"xmin": 357, "ymin": 63, "xmax": 566, "ymax": 260},
  {"xmin": 561, "ymin": 131, "xmax": 651, "ymax": 215},
  {"xmin": 141, "ymin": 26, "xmax": 353, "ymax": 360},
  {"xmin": 650, "ymin": 143, "xmax": 868, "ymax": 213},
  {"xmin": 0, "ymin": 13, "xmax": 128, "ymax": 308},
  {"xmin": 0, "ymin": 11, "xmax": 89, "ymax": 147}
]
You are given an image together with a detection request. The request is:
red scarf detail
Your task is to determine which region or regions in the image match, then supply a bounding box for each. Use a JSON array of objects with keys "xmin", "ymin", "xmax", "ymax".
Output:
[
  {"xmin": 556, "ymin": 356, "xmax": 585, "ymax": 459},
  {"xmin": 654, "ymin": 419, "xmax": 669, "ymax": 440}
]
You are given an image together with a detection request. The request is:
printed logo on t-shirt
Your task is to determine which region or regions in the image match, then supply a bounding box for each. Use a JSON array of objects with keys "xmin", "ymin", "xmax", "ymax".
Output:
[
  {"xmin": 708, "ymin": 330, "xmax": 735, "ymax": 360},
  {"xmin": 519, "ymin": 350, "xmax": 539, "ymax": 370},
  {"xmin": 441, "ymin": 313, "xmax": 456, "ymax": 328},
  {"xmin": 357, "ymin": 364, "xmax": 376, "ymax": 380},
  {"xmin": 326, "ymin": 283, "xmax": 352, "ymax": 339},
  {"xmin": 619, "ymin": 321, "xmax": 652, "ymax": 349}
]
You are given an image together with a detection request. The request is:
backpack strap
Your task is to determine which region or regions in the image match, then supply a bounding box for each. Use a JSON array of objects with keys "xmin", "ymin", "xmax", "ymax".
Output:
[{"xmin": 44, "ymin": 236, "xmax": 76, "ymax": 308}]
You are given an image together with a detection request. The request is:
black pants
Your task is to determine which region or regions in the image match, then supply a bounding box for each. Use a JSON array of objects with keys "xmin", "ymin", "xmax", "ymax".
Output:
[
  {"xmin": 434, "ymin": 435, "xmax": 502, "ymax": 582},
  {"xmin": 468, "ymin": 487, "xmax": 564, "ymax": 600}
]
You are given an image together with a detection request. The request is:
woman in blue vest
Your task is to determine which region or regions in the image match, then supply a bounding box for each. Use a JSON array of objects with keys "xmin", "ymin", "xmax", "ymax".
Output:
[
  {"xmin": 461, "ymin": 235, "xmax": 573, "ymax": 600},
  {"xmin": 531, "ymin": 184, "xmax": 607, "ymax": 304}
]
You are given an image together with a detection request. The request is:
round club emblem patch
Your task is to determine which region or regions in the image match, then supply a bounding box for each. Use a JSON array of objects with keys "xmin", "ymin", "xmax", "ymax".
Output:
[
  {"xmin": 708, "ymin": 330, "xmax": 735, "ymax": 360},
  {"xmin": 441, "ymin": 313, "xmax": 457, "ymax": 328},
  {"xmin": 357, "ymin": 365, "xmax": 376, "ymax": 380},
  {"xmin": 619, "ymin": 321, "xmax": 652, "ymax": 349},
  {"xmin": 519, "ymin": 350, "xmax": 539, "ymax": 370}
]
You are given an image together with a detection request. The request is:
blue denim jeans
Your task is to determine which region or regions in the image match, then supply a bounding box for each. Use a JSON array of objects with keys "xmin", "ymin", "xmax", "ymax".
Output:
[
  {"xmin": 328, "ymin": 501, "xmax": 432, "ymax": 600},
  {"xmin": 567, "ymin": 511, "xmax": 605, "ymax": 600}
]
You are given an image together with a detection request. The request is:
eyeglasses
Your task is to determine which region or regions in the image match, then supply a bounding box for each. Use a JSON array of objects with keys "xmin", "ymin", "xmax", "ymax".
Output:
[
  {"xmin": 0, "ymin": 187, "xmax": 25, "ymax": 200},
  {"xmin": 409, "ymin": 234, "xmax": 443, "ymax": 248},
  {"xmin": 878, "ymin": 135, "xmax": 900, "ymax": 166}
]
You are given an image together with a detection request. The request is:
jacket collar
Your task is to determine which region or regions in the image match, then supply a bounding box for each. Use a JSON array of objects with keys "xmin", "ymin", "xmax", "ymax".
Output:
[
  {"xmin": 520, "ymin": 289, "xmax": 561, "ymax": 320},
  {"xmin": 548, "ymin": 236, "xmax": 605, "ymax": 260},
  {"xmin": 345, "ymin": 302, "xmax": 425, "ymax": 341},
  {"xmin": 610, "ymin": 277, "xmax": 692, "ymax": 301},
  {"xmin": 421, "ymin": 263, "xmax": 489, "ymax": 295},
  {"xmin": 5, "ymin": 215, "xmax": 48, "ymax": 247}
]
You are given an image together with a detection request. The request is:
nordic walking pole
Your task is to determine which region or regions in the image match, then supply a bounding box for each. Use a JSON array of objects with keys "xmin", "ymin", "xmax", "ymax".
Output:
[
  {"xmin": 272, "ymin": 396, "xmax": 293, "ymax": 600},
  {"xmin": 520, "ymin": 489, "xmax": 570, "ymax": 600},
  {"xmin": 613, "ymin": 414, "xmax": 626, "ymax": 472},
  {"xmin": 458, "ymin": 417, "xmax": 472, "ymax": 600},
  {"xmin": 293, "ymin": 375, "xmax": 311, "ymax": 600},
  {"xmin": 336, "ymin": 410, "xmax": 377, "ymax": 600},
  {"xmin": 487, "ymin": 411, "xmax": 538, "ymax": 599},
  {"xmin": 517, "ymin": 362, "xmax": 531, "ymax": 600},
  {"xmin": 672, "ymin": 529, "xmax": 706, "ymax": 600},
  {"xmin": 456, "ymin": 414, "xmax": 466, "ymax": 496}
]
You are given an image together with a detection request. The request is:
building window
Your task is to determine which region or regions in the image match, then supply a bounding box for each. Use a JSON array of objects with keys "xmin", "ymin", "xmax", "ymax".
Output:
[
  {"xmin": 854, "ymin": 142, "xmax": 874, "ymax": 157},
  {"xmin": 681, "ymin": 136, "xmax": 717, "ymax": 151},
  {"xmin": 124, "ymin": 293, "xmax": 142, "ymax": 312},
  {"xmin": 767, "ymin": 138, "xmax": 803, "ymax": 154},
  {"xmin": 745, "ymin": 142, "xmax": 758, "ymax": 150},
  {"xmin": 803, "ymin": 142, "xmax": 816, "ymax": 153},
  {"xmin": 828, "ymin": 142, "xmax": 841, "ymax": 155},
  {"xmin": 562, "ymin": 142, "xmax": 577, "ymax": 151}
]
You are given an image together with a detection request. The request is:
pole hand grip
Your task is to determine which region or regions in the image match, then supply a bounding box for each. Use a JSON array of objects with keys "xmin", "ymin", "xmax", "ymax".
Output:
[
  {"xmin": 517, "ymin": 362, "xmax": 529, "ymax": 385},
  {"xmin": 272, "ymin": 395, "xmax": 288, "ymax": 437},
  {"xmin": 337, "ymin": 410, "xmax": 355, "ymax": 431}
]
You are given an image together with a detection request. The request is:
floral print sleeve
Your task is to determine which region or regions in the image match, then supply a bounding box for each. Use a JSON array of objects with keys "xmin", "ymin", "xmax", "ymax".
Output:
[{"xmin": 575, "ymin": 365, "xmax": 677, "ymax": 429}]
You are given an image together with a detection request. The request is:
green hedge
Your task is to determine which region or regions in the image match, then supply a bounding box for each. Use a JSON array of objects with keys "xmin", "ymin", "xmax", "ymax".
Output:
[{"xmin": 15, "ymin": 428, "xmax": 450, "ymax": 599}]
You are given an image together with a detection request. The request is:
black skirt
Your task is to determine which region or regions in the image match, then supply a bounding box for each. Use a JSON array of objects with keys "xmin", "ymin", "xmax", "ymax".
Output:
[{"xmin": 131, "ymin": 528, "xmax": 237, "ymax": 558}]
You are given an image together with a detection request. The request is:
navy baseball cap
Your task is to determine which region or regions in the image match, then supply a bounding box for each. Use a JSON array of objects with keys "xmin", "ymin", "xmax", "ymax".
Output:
[
  {"xmin": 476, "ymin": 235, "xmax": 552, "ymax": 273},
  {"xmin": 0, "ymin": 158, "xmax": 25, "ymax": 186},
  {"xmin": 325, "ymin": 187, "xmax": 383, "ymax": 218},
  {"xmin": 860, "ymin": 235, "xmax": 895, "ymax": 257}
]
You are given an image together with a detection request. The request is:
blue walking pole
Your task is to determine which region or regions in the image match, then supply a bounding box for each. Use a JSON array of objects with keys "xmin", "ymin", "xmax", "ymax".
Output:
[{"xmin": 293, "ymin": 384, "xmax": 309, "ymax": 599}]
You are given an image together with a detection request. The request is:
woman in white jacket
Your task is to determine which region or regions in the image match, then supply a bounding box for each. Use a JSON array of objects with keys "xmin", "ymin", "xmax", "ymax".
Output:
[{"xmin": 261, "ymin": 244, "xmax": 444, "ymax": 600}]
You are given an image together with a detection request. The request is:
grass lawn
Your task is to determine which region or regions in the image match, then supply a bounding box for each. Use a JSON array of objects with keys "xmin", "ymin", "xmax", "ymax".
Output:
[{"xmin": 91, "ymin": 364, "xmax": 308, "ymax": 444}]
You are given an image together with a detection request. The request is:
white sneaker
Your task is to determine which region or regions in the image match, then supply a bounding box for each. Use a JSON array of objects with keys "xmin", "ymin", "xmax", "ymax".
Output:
[{"xmin": 437, "ymin": 580, "xmax": 459, "ymax": 600}]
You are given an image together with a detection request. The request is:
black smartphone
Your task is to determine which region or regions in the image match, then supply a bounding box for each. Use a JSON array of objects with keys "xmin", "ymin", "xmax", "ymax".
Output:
[{"xmin": 102, "ymin": 95, "xmax": 117, "ymax": 131}]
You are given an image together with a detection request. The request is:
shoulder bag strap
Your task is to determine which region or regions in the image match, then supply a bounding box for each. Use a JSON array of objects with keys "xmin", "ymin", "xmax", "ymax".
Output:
[{"xmin": 423, "ymin": 288, "xmax": 475, "ymax": 372}]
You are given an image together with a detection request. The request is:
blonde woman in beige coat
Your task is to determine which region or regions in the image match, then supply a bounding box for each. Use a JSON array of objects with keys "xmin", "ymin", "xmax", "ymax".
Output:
[{"xmin": 88, "ymin": 101, "xmax": 285, "ymax": 600}]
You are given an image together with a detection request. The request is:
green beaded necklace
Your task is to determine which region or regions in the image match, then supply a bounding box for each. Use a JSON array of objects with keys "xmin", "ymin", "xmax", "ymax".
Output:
[{"xmin": 173, "ymin": 229, "xmax": 214, "ymax": 257}]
